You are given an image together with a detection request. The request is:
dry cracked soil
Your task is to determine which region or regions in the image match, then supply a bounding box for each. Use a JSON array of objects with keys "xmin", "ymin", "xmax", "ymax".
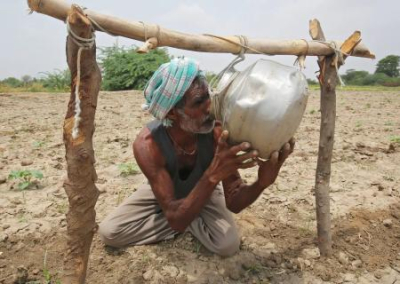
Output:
[{"xmin": 0, "ymin": 89, "xmax": 400, "ymax": 284}]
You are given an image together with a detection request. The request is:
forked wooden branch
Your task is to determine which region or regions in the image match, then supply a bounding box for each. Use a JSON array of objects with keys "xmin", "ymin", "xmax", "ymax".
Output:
[
  {"xmin": 309, "ymin": 18, "xmax": 362, "ymax": 258},
  {"xmin": 27, "ymin": 0, "xmax": 375, "ymax": 58}
]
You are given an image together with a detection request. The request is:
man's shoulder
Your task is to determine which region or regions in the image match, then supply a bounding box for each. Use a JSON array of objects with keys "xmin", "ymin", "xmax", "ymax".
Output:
[{"xmin": 133, "ymin": 126, "xmax": 166, "ymax": 168}]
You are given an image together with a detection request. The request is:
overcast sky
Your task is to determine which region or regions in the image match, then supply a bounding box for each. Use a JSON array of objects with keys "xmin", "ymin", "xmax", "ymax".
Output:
[{"xmin": 2, "ymin": 0, "xmax": 399, "ymax": 80}]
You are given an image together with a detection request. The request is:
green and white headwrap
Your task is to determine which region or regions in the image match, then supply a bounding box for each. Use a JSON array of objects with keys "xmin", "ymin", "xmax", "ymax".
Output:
[{"xmin": 143, "ymin": 57, "xmax": 204, "ymax": 126}]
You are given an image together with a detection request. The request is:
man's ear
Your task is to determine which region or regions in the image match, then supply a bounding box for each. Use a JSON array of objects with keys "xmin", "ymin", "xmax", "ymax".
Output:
[{"xmin": 166, "ymin": 108, "xmax": 178, "ymax": 121}]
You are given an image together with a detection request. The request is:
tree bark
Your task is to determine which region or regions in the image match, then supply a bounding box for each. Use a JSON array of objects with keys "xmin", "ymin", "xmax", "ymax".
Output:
[
  {"xmin": 314, "ymin": 57, "xmax": 335, "ymax": 257},
  {"xmin": 27, "ymin": 0, "xmax": 375, "ymax": 59},
  {"xmin": 310, "ymin": 19, "xmax": 333, "ymax": 257},
  {"xmin": 62, "ymin": 6, "xmax": 101, "ymax": 283}
]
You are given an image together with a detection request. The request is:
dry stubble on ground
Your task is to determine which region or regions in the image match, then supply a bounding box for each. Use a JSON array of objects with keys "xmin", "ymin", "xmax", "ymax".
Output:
[{"xmin": 0, "ymin": 89, "xmax": 400, "ymax": 284}]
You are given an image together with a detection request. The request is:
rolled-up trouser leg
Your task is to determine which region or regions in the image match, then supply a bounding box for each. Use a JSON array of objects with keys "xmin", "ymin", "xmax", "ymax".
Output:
[
  {"xmin": 188, "ymin": 185, "xmax": 240, "ymax": 257},
  {"xmin": 98, "ymin": 184, "xmax": 178, "ymax": 247},
  {"xmin": 99, "ymin": 183, "xmax": 240, "ymax": 256}
]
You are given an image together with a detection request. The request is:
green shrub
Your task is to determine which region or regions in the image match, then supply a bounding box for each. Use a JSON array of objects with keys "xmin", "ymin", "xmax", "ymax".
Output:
[
  {"xmin": 40, "ymin": 69, "xmax": 71, "ymax": 91},
  {"xmin": 1, "ymin": 77, "xmax": 22, "ymax": 88},
  {"xmin": 100, "ymin": 46, "xmax": 170, "ymax": 91}
]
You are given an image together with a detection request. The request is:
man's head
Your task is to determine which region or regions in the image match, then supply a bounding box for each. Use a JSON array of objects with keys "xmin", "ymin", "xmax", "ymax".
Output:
[
  {"xmin": 168, "ymin": 75, "xmax": 215, "ymax": 134},
  {"xmin": 143, "ymin": 57, "xmax": 206, "ymax": 128}
]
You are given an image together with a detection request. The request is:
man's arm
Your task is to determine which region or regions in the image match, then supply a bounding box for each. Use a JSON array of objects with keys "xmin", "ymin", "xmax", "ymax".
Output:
[
  {"xmin": 133, "ymin": 127, "xmax": 258, "ymax": 232},
  {"xmin": 221, "ymin": 139, "xmax": 295, "ymax": 213}
]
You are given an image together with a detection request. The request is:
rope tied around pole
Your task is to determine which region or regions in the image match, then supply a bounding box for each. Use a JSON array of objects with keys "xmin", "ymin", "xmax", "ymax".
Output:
[
  {"xmin": 313, "ymin": 40, "xmax": 347, "ymax": 86},
  {"xmin": 293, "ymin": 39, "xmax": 309, "ymax": 70},
  {"xmin": 139, "ymin": 21, "xmax": 148, "ymax": 41},
  {"xmin": 66, "ymin": 17, "xmax": 96, "ymax": 139},
  {"xmin": 66, "ymin": 7, "xmax": 116, "ymax": 139},
  {"xmin": 139, "ymin": 21, "xmax": 161, "ymax": 46},
  {"xmin": 203, "ymin": 33, "xmax": 273, "ymax": 56}
]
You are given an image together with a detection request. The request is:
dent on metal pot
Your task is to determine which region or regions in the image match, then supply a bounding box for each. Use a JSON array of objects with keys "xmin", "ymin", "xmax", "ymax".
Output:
[{"xmin": 211, "ymin": 59, "xmax": 309, "ymax": 159}]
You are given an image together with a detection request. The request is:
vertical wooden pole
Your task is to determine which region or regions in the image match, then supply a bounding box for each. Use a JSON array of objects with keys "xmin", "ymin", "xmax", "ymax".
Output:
[
  {"xmin": 62, "ymin": 6, "xmax": 101, "ymax": 283},
  {"xmin": 314, "ymin": 57, "xmax": 336, "ymax": 257},
  {"xmin": 309, "ymin": 19, "xmax": 334, "ymax": 256}
]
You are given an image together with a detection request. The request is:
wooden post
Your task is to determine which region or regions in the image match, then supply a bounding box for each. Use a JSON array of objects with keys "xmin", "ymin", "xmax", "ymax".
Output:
[
  {"xmin": 310, "ymin": 19, "xmax": 334, "ymax": 256},
  {"xmin": 62, "ymin": 6, "xmax": 101, "ymax": 283},
  {"xmin": 309, "ymin": 19, "xmax": 362, "ymax": 257}
]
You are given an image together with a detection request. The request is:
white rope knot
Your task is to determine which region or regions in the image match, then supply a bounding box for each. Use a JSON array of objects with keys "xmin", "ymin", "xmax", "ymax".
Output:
[
  {"xmin": 314, "ymin": 40, "xmax": 348, "ymax": 86},
  {"xmin": 293, "ymin": 39, "xmax": 309, "ymax": 70},
  {"xmin": 139, "ymin": 21, "xmax": 161, "ymax": 46}
]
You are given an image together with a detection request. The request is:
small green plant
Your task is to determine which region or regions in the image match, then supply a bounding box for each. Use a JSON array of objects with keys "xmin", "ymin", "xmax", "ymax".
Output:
[
  {"xmin": 309, "ymin": 109, "xmax": 316, "ymax": 115},
  {"xmin": 355, "ymin": 121, "xmax": 362, "ymax": 128},
  {"xmin": 384, "ymin": 121, "xmax": 394, "ymax": 126},
  {"xmin": 383, "ymin": 175, "xmax": 395, "ymax": 182},
  {"xmin": 365, "ymin": 103, "xmax": 371, "ymax": 108},
  {"xmin": 42, "ymin": 250, "xmax": 61, "ymax": 284},
  {"xmin": 8, "ymin": 169, "xmax": 44, "ymax": 190},
  {"xmin": 32, "ymin": 141, "xmax": 46, "ymax": 148},
  {"xmin": 245, "ymin": 264, "xmax": 263, "ymax": 275},
  {"xmin": 118, "ymin": 162, "xmax": 140, "ymax": 176},
  {"xmin": 56, "ymin": 201, "xmax": 68, "ymax": 214},
  {"xmin": 193, "ymin": 238, "xmax": 202, "ymax": 254},
  {"xmin": 390, "ymin": 135, "xmax": 400, "ymax": 144},
  {"xmin": 17, "ymin": 213, "xmax": 28, "ymax": 223}
]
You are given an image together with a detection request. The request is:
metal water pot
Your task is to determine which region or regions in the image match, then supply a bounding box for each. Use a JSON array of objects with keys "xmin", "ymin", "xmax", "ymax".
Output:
[{"xmin": 211, "ymin": 59, "xmax": 309, "ymax": 159}]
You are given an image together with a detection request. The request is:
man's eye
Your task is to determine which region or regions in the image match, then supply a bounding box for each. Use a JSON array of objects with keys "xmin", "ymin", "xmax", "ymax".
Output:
[{"xmin": 194, "ymin": 98, "xmax": 205, "ymax": 105}]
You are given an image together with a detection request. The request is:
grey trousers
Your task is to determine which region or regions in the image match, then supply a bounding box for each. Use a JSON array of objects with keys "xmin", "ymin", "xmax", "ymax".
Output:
[{"xmin": 98, "ymin": 183, "xmax": 240, "ymax": 257}]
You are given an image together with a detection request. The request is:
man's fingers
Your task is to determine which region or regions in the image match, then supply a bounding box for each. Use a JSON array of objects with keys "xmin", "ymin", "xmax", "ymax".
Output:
[
  {"xmin": 237, "ymin": 150, "xmax": 258, "ymax": 162},
  {"xmin": 229, "ymin": 141, "xmax": 252, "ymax": 155},
  {"xmin": 289, "ymin": 137, "xmax": 296, "ymax": 154},
  {"xmin": 218, "ymin": 130, "xmax": 229, "ymax": 144},
  {"xmin": 269, "ymin": 151, "xmax": 279, "ymax": 165},
  {"xmin": 216, "ymin": 130, "xmax": 230, "ymax": 152},
  {"xmin": 279, "ymin": 143, "xmax": 291, "ymax": 163},
  {"xmin": 239, "ymin": 159, "xmax": 258, "ymax": 169}
]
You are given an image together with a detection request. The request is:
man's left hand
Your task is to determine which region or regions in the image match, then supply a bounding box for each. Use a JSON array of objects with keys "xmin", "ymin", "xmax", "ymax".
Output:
[{"xmin": 255, "ymin": 138, "xmax": 295, "ymax": 189}]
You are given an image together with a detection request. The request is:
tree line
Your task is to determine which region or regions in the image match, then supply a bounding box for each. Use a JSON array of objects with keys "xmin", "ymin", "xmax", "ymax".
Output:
[
  {"xmin": 1, "ymin": 48, "xmax": 399, "ymax": 92},
  {"xmin": 308, "ymin": 55, "xmax": 400, "ymax": 87}
]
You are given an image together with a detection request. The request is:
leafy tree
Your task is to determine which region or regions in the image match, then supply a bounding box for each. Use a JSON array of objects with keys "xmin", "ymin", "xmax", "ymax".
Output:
[
  {"xmin": 341, "ymin": 69, "xmax": 369, "ymax": 85},
  {"xmin": 375, "ymin": 55, "xmax": 400, "ymax": 77},
  {"xmin": 361, "ymin": 73, "xmax": 390, "ymax": 86},
  {"xmin": 100, "ymin": 46, "xmax": 170, "ymax": 91},
  {"xmin": 306, "ymin": 78, "xmax": 318, "ymax": 85},
  {"xmin": 1, "ymin": 77, "xmax": 22, "ymax": 88},
  {"xmin": 21, "ymin": 75, "xmax": 32, "ymax": 86}
]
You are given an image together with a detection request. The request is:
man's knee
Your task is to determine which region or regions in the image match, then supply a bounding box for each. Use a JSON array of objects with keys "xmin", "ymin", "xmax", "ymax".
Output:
[
  {"xmin": 98, "ymin": 220, "xmax": 124, "ymax": 248},
  {"xmin": 214, "ymin": 228, "xmax": 240, "ymax": 257}
]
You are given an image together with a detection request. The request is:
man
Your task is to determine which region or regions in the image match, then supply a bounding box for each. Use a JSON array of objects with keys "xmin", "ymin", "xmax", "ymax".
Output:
[{"xmin": 99, "ymin": 57, "xmax": 294, "ymax": 257}]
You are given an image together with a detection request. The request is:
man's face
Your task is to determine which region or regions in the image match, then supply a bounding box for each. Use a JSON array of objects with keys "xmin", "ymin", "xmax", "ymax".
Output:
[{"xmin": 175, "ymin": 77, "xmax": 215, "ymax": 134}]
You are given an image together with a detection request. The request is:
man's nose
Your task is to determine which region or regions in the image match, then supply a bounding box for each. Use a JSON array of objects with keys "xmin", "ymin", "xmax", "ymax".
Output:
[{"xmin": 205, "ymin": 97, "xmax": 211, "ymax": 113}]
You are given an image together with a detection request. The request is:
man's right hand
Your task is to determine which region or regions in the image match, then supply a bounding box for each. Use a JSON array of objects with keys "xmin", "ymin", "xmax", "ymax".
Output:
[{"xmin": 206, "ymin": 130, "xmax": 259, "ymax": 183}]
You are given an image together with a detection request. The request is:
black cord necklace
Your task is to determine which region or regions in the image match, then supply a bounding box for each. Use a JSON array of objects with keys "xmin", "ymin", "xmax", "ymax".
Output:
[{"xmin": 167, "ymin": 131, "xmax": 198, "ymax": 155}]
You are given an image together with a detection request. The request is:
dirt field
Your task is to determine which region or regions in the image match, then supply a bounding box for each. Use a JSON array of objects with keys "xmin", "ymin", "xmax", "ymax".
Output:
[{"xmin": 0, "ymin": 89, "xmax": 399, "ymax": 284}]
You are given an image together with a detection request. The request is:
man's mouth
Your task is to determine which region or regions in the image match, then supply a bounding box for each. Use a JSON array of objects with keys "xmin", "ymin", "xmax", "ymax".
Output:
[{"xmin": 203, "ymin": 117, "xmax": 214, "ymax": 125}]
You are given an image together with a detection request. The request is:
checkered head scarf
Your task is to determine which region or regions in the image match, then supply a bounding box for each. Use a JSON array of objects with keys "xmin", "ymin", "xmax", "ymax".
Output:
[{"xmin": 143, "ymin": 57, "xmax": 204, "ymax": 126}]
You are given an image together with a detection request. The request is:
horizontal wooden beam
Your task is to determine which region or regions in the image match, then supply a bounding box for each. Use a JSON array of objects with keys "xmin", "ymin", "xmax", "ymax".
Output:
[{"xmin": 27, "ymin": 0, "xmax": 375, "ymax": 59}]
